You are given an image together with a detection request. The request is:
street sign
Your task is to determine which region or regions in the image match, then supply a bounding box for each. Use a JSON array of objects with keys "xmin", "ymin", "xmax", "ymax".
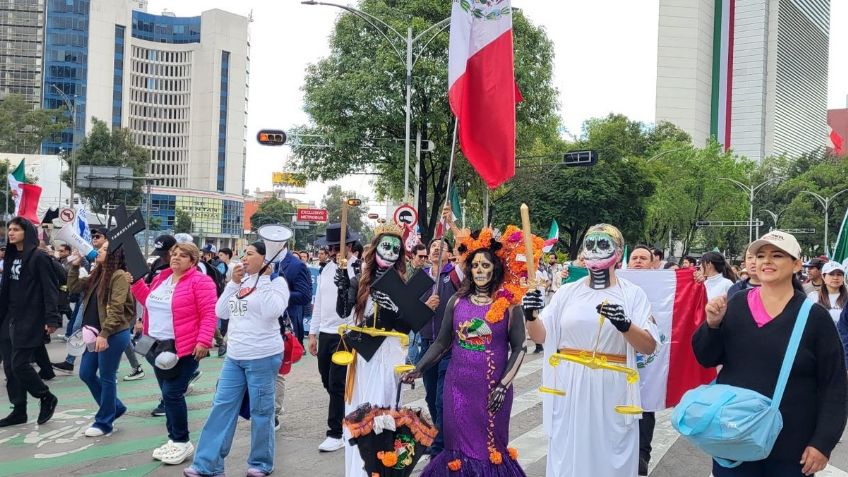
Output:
[
  {"xmin": 59, "ymin": 208, "xmax": 75, "ymax": 223},
  {"xmin": 393, "ymin": 204, "xmax": 418, "ymax": 228},
  {"xmin": 297, "ymin": 208, "xmax": 328, "ymax": 222},
  {"xmin": 563, "ymin": 150, "xmax": 597, "ymax": 167}
]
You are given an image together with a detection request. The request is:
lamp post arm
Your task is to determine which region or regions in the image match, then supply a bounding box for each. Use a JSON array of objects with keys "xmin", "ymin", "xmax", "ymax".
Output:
[
  {"xmin": 303, "ymin": 1, "xmax": 405, "ymax": 61},
  {"xmin": 411, "ymin": 19, "xmax": 451, "ymax": 69},
  {"xmin": 826, "ymin": 188, "xmax": 848, "ymax": 208},
  {"xmin": 800, "ymin": 190, "xmax": 826, "ymax": 208},
  {"xmin": 719, "ymin": 177, "xmax": 751, "ymax": 194}
]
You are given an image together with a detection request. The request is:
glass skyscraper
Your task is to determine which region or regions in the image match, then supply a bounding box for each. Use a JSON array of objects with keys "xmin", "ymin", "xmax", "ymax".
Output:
[{"xmin": 0, "ymin": 0, "xmax": 46, "ymax": 106}]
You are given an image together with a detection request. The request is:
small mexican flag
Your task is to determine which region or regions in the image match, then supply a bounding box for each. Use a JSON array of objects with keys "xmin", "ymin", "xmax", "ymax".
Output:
[
  {"xmin": 542, "ymin": 219, "xmax": 559, "ymax": 253},
  {"xmin": 7, "ymin": 160, "xmax": 43, "ymax": 224},
  {"xmin": 436, "ymin": 187, "xmax": 463, "ymax": 238}
]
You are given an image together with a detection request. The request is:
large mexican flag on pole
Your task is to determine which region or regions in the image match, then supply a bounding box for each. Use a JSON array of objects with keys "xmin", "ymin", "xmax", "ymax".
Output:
[{"xmin": 7, "ymin": 159, "xmax": 43, "ymax": 224}]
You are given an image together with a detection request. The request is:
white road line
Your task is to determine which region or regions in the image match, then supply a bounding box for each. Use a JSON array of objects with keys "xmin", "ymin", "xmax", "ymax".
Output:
[{"xmin": 509, "ymin": 424, "xmax": 547, "ymax": 467}]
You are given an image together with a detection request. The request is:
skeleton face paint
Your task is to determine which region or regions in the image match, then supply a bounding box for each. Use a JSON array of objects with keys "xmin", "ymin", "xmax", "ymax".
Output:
[
  {"xmin": 375, "ymin": 235, "xmax": 402, "ymax": 269},
  {"xmin": 582, "ymin": 232, "xmax": 620, "ymax": 271},
  {"xmin": 471, "ymin": 253, "xmax": 494, "ymax": 289}
]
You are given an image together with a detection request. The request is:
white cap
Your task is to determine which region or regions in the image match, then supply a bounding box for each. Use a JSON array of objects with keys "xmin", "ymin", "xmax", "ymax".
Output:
[
  {"xmin": 174, "ymin": 233, "xmax": 194, "ymax": 244},
  {"xmin": 822, "ymin": 262, "xmax": 845, "ymax": 275},
  {"xmin": 748, "ymin": 230, "xmax": 802, "ymax": 259}
]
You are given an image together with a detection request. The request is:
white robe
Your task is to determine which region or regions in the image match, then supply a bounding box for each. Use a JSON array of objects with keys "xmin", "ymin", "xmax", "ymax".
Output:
[
  {"xmin": 540, "ymin": 277, "xmax": 659, "ymax": 477},
  {"xmin": 343, "ymin": 296, "xmax": 406, "ymax": 477}
]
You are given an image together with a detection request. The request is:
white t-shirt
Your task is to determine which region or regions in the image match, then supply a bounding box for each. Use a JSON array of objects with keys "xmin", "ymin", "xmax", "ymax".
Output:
[
  {"xmin": 807, "ymin": 291, "xmax": 843, "ymax": 325},
  {"xmin": 147, "ymin": 276, "xmax": 176, "ymax": 340},
  {"xmin": 215, "ymin": 275, "xmax": 290, "ymax": 360},
  {"xmin": 704, "ymin": 274, "xmax": 734, "ymax": 301}
]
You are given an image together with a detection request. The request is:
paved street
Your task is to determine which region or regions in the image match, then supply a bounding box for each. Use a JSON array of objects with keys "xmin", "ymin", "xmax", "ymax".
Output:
[{"xmin": 2, "ymin": 339, "xmax": 848, "ymax": 476}]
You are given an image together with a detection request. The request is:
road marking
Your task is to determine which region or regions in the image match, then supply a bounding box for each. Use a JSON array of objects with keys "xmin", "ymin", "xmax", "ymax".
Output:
[
  {"xmin": 34, "ymin": 443, "xmax": 94, "ymax": 458},
  {"xmin": 509, "ymin": 424, "xmax": 547, "ymax": 467}
]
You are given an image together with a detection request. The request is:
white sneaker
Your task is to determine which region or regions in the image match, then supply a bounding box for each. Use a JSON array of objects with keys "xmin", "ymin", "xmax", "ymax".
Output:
[
  {"xmin": 160, "ymin": 441, "xmax": 194, "ymax": 465},
  {"xmin": 84, "ymin": 426, "xmax": 111, "ymax": 437},
  {"xmin": 152, "ymin": 440, "xmax": 174, "ymax": 460},
  {"xmin": 318, "ymin": 436, "xmax": 344, "ymax": 452}
]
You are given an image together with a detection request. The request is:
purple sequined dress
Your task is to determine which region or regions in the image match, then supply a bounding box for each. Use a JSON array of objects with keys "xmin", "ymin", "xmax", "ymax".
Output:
[{"xmin": 421, "ymin": 297, "xmax": 526, "ymax": 477}]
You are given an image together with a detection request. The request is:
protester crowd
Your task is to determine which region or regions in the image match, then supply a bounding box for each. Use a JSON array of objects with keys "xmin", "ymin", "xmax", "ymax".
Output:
[{"xmin": 0, "ymin": 206, "xmax": 846, "ymax": 477}]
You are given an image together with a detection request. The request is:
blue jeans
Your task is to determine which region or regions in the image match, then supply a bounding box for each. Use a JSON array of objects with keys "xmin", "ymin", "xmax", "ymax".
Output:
[
  {"xmin": 420, "ymin": 338, "xmax": 450, "ymax": 455},
  {"xmin": 65, "ymin": 303, "xmax": 84, "ymax": 364},
  {"xmin": 191, "ymin": 353, "xmax": 282, "ymax": 475},
  {"xmin": 78, "ymin": 329, "xmax": 130, "ymax": 433},
  {"xmin": 712, "ymin": 458, "xmax": 808, "ymax": 476},
  {"xmin": 150, "ymin": 355, "xmax": 199, "ymax": 443}
]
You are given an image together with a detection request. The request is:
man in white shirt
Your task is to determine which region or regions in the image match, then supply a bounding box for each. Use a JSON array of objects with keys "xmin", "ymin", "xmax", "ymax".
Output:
[{"xmin": 307, "ymin": 224, "xmax": 360, "ymax": 453}]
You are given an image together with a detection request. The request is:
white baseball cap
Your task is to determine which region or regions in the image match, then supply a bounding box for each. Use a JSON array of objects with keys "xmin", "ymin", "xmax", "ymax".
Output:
[
  {"xmin": 822, "ymin": 262, "xmax": 845, "ymax": 275},
  {"xmin": 748, "ymin": 230, "xmax": 802, "ymax": 259}
]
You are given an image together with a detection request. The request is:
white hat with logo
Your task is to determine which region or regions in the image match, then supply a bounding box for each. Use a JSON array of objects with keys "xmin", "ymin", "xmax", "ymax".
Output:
[
  {"xmin": 748, "ymin": 230, "xmax": 802, "ymax": 259},
  {"xmin": 822, "ymin": 261, "xmax": 845, "ymax": 275}
]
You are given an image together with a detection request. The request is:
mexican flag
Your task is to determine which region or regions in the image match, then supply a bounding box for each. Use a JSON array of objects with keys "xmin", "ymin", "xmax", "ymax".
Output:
[
  {"xmin": 7, "ymin": 160, "xmax": 42, "ymax": 225},
  {"xmin": 542, "ymin": 220, "xmax": 559, "ymax": 252},
  {"xmin": 435, "ymin": 187, "xmax": 462, "ymax": 238},
  {"xmin": 832, "ymin": 208, "xmax": 848, "ymax": 264},
  {"xmin": 618, "ymin": 268, "xmax": 716, "ymax": 410},
  {"xmin": 448, "ymin": 0, "xmax": 517, "ymax": 189}
]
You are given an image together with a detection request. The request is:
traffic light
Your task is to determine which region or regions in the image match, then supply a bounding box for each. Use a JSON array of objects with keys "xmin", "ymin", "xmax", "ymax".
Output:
[
  {"xmin": 563, "ymin": 150, "xmax": 598, "ymax": 167},
  {"xmin": 257, "ymin": 129, "xmax": 287, "ymax": 146},
  {"xmin": 346, "ymin": 198, "xmax": 362, "ymax": 207}
]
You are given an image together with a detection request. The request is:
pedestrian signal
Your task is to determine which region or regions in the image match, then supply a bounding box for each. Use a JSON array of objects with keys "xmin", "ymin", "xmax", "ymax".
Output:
[
  {"xmin": 563, "ymin": 150, "xmax": 597, "ymax": 167},
  {"xmin": 257, "ymin": 130, "xmax": 287, "ymax": 146}
]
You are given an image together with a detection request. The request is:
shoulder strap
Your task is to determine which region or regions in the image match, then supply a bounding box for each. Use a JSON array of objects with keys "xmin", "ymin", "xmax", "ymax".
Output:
[{"xmin": 771, "ymin": 299, "xmax": 813, "ymax": 408}]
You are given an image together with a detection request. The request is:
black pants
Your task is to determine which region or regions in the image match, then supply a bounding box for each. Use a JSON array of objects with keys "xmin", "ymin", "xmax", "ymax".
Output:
[
  {"xmin": 33, "ymin": 344, "xmax": 53, "ymax": 378},
  {"xmin": 639, "ymin": 411, "xmax": 656, "ymax": 463},
  {"xmin": 0, "ymin": 338, "xmax": 50, "ymax": 410},
  {"xmin": 712, "ymin": 458, "xmax": 808, "ymax": 476},
  {"xmin": 317, "ymin": 332, "xmax": 347, "ymax": 439}
]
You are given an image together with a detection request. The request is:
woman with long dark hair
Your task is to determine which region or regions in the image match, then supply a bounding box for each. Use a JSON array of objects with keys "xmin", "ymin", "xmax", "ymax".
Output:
[
  {"xmin": 810, "ymin": 262, "xmax": 848, "ymax": 325},
  {"xmin": 699, "ymin": 252, "xmax": 736, "ymax": 300},
  {"xmin": 402, "ymin": 230, "xmax": 528, "ymax": 476},
  {"xmin": 68, "ymin": 241, "xmax": 135, "ymax": 437},
  {"xmin": 335, "ymin": 225, "xmax": 412, "ymax": 477},
  {"xmin": 694, "ymin": 231, "xmax": 846, "ymax": 476}
]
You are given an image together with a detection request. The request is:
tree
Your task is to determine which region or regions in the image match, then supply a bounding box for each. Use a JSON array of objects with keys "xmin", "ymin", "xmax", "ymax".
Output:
[
  {"xmin": 290, "ymin": 0, "xmax": 560, "ymax": 244},
  {"xmin": 61, "ymin": 119, "xmax": 150, "ymax": 213},
  {"xmin": 0, "ymin": 94, "xmax": 68, "ymax": 154},
  {"xmin": 320, "ymin": 185, "xmax": 365, "ymax": 232},
  {"xmin": 174, "ymin": 209, "xmax": 193, "ymax": 234},
  {"xmin": 250, "ymin": 197, "xmax": 296, "ymax": 231}
]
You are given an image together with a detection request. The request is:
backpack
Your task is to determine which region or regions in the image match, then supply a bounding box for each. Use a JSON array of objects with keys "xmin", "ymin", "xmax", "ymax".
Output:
[
  {"xmin": 47, "ymin": 254, "xmax": 71, "ymax": 316},
  {"xmin": 199, "ymin": 261, "xmax": 227, "ymax": 297}
]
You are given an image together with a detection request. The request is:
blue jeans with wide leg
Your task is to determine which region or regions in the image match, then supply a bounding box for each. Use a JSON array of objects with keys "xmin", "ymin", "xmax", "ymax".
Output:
[
  {"xmin": 78, "ymin": 329, "xmax": 131, "ymax": 433},
  {"xmin": 190, "ymin": 353, "xmax": 282, "ymax": 475}
]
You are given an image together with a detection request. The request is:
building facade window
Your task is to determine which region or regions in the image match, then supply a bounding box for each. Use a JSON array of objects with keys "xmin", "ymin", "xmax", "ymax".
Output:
[
  {"xmin": 217, "ymin": 50, "xmax": 229, "ymax": 192},
  {"xmin": 112, "ymin": 24, "xmax": 125, "ymax": 129},
  {"xmin": 131, "ymin": 10, "xmax": 200, "ymax": 44},
  {"xmin": 0, "ymin": 0, "xmax": 45, "ymax": 108}
]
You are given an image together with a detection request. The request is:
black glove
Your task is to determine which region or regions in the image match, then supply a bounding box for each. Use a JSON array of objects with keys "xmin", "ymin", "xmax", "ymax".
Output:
[
  {"xmin": 522, "ymin": 289, "xmax": 544, "ymax": 321},
  {"xmin": 487, "ymin": 383, "xmax": 508, "ymax": 413},
  {"xmin": 334, "ymin": 266, "xmax": 350, "ymax": 289},
  {"xmin": 596, "ymin": 303, "xmax": 631, "ymax": 333},
  {"xmin": 372, "ymin": 291, "xmax": 399, "ymax": 313}
]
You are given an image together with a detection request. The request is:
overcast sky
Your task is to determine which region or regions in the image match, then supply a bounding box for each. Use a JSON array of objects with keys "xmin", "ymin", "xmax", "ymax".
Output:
[{"xmin": 149, "ymin": 0, "xmax": 848, "ymax": 207}]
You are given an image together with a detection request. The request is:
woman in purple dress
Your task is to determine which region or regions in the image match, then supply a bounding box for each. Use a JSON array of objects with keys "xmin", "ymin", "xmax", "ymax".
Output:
[{"xmin": 403, "ymin": 236, "xmax": 527, "ymax": 476}]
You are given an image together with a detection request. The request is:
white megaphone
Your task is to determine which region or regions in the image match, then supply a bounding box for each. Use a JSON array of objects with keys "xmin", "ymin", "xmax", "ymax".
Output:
[
  {"xmin": 56, "ymin": 223, "xmax": 97, "ymax": 262},
  {"xmin": 258, "ymin": 224, "xmax": 293, "ymax": 264}
]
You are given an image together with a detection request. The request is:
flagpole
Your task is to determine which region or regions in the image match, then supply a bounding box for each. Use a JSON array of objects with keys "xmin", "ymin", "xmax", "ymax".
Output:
[
  {"xmin": 433, "ymin": 118, "xmax": 459, "ymax": 295},
  {"xmin": 484, "ymin": 187, "xmax": 490, "ymax": 227}
]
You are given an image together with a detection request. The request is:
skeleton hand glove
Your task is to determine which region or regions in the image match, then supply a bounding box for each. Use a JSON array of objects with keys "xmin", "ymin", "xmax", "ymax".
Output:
[
  {"xmin": 487, "ymin": 383, "xmax": 509, "ymax": 413},
  {"xmin": 334, "ymin": 267, "xmax": 350, "ymax": 289},
  {"xmin": 372, "ymin": 290, "xmax": 399, "ymax": 313},
  {"xmin": 522, "ymin": 289, "xmax": 544, "ymax": 321},
  {"xmin": 596, "ymin": 303, "xmax": 631, "ymax": 333}
]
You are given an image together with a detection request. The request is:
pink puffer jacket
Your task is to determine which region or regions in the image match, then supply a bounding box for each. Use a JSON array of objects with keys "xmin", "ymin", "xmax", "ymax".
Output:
[{"xmin": 131, "ymin": 267, "xmax": 218, "ymax": 358}]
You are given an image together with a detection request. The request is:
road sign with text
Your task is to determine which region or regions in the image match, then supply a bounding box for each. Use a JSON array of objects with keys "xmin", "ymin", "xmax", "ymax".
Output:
[{"xmin": 297, "ymin": 208, "xmax": 328, "ymax": 222}]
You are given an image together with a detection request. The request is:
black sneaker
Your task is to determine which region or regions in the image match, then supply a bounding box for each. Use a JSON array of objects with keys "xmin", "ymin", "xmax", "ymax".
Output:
[
  {"xmin": 52, "ymin": 361, "xmax": 74, "ymax": 374},
  {"xmin": 217, "ymin": 344, "xmax": 227, "ymax": 358},
  {"xmin": 274, "ymin": 417, "xmax": 281, "ymax": 431},
  {"xmin": 123, "ymin": 366, "xmax": 145, "ymax": 381},
  {"xmin": 151, "ymin": 401, "xmax": 166, "ymax": 417},
  {"xmin": 533, "ymin": 344, "xmax": 544, "ymax": 354},
  {"xmin": 188, "ymin": 370, "xmax": 202, "ymax": 386},
  {"xmin": 37, "ymin": 393, "xmax": 58, "ymax": 425},
  {"xmin": 39, "ymin": 370, "xmax": 56, "ymax": 381},
  {"xmin": 0, "ymin": 411, "xmax": 27, "ymax": 427}
]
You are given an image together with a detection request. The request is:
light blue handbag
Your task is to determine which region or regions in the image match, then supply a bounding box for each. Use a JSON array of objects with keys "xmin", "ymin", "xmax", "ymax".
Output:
[{"xmin": 671, "ymin": 299, "xmax": 813, "ymax": 468}]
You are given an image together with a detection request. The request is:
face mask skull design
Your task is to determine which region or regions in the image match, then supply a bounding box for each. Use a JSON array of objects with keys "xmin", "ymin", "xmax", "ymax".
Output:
[
  {"xmin": 582, "ymin": 232, "xmax": 619, "ymax": 271},
  {"xmin": 471, "ymin": 253, "xmax": 494, "ymax": 290},
  {"xmin": 375, "ymin": 235, "xmax": 402, "ymax": 269}
]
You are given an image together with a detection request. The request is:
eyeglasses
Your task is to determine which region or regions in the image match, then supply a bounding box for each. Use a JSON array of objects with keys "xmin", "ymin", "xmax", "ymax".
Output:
[
  {"xmin": 416, "ymin": 254, "xmax": 427, "ymax": 259},
  {"xmin": 92, "ymin": 234, "xmax": 103, "ymax": 239}
]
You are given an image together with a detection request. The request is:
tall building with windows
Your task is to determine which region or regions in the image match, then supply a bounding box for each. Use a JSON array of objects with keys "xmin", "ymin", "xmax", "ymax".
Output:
[
  {"xmin": 39, "ymin": 0, "xmax": 248, "ymax": 246},
  {"xmin": 655, "ymin": 0, "xmax": 830, "ymax": 161},
  {"xmin": 0, "ymin": 0, "xmax": 46, "ymax": 106}
]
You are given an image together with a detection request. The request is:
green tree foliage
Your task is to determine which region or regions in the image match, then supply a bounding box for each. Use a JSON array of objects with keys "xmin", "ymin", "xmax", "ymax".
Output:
[
  {"xmin": 290, "ymin": 0, "xmax": 560, "ymax": 243},
  {"xmin": 0, "ymin": 94, "xmax": 68, "ymax": 154},
  {"xmin": 61, "ymin": 119, "xmax": 150, "ymax": 213},
  {"xmin": 174, "ymin": 209, "xmax": 193, "ymax": 234},
  {"xmin": 321, "ymin": 185, "xmax": 367, "ymax": 235},
  {"xmin": 250, "ymin": 197, "xmax": 296, "ymax": 231}
]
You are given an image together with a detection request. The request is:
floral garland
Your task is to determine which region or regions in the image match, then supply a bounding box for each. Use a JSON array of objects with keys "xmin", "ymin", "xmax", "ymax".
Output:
[{"xmin": 484, "ymin": 225, "xmax": 545, "ymax": 324}]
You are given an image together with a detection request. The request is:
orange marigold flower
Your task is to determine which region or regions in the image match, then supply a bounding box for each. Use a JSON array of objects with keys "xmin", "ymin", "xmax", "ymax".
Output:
[
  {"xmin": 448, "ymin": 459, "xmax": 462, "ymax": 471},
  {"xmin": 508, "ymin": 447, "xmax": 519, "ymax": 460},
  {"xmin": 489, "ymin": 450, "xmax": 503, "ymax": 465},
  {"xmin": 377, "ymin": 451, "xmax": 398, "ymax": 468}
]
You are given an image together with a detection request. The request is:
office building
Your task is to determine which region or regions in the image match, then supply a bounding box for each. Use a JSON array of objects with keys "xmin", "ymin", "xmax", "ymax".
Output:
[{"xmin": 655, "ymin": 0, "xmax": 830, "ymax": 161}]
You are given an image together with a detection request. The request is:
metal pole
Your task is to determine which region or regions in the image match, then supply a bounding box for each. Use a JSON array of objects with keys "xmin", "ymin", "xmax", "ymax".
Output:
[
  {"xmin": 414, "ymin": 129, "xmax": 421, "ymax": 209},
  {"xmin": 484, "ymin": 188, "xmax": 490, "ymax": 227},
  {"xmin": 749, "ymin": 188, "xmax": 754, "ymax": 243},
  {"xmin": 403, "ymin": 26, "xmax": 413, "ymax": 203},
  {"xmin": 433, "ymin": 119, "xmax": 459, "ymax": 295},
  {"xmin": 824, "ymin": 198, "xmax": 830, "ymax": 257},
  {"xmin": 145, "ymin": 181, "xmax": 152, "ymax": 256}
]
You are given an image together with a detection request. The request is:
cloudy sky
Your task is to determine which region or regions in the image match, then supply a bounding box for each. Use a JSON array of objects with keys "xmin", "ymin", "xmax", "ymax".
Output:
[{"xmin": 149, "ymin": 0, "xmax": 848, "ymax": 207}]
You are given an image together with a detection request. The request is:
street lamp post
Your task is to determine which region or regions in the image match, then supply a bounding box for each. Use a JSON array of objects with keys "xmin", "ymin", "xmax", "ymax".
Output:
[
  {"xmin": 799, "ymin": 189, "xmax": 848, "ymax": 257},
  {"xmin": 51, "ymin": 84, "xmax": 78, "ymax": 206},
  {"xmin": 301, "ymin": 1, "xmax": 451, "ymax": 202},
  {"xmin": 760, "ymin": 208, "xmax": 785, "ymax": 231},
  {"xmin": 720, "ymin": 177, "xmax": 780, "ymax": 244}
]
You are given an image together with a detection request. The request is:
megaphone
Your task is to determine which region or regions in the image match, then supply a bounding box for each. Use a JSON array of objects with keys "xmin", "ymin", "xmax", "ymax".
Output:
[
  {"xmin": 258, "ymin": 224, "xmax": 293, "ymax": 264},
  {"xmin": 56, "ymin": 223, "xmax": 97, "ymax": 262}
]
